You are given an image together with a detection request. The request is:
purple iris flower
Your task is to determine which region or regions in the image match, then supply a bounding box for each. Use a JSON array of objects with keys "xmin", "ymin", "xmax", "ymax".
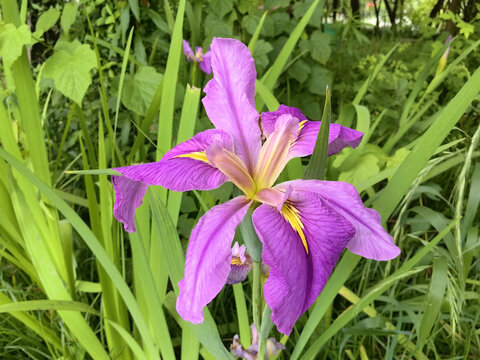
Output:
[
  {"xmin": 183, "ymin": 39, "xmax": 212, "ymax": 74},
  {"xmin": 112, "ymin": 38, "xmax": 400, "ymax": 335}
]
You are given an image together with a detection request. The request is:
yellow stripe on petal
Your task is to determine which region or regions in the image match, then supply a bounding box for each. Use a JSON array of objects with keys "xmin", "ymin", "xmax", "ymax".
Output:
[
  {"xmin": 281, "ymin": 201, "xmax": 308, "ymax": 254},
  {"xmin": 299, "ymin": 120, "xmax": 308, "ymax": 131},
  {"xmin": 174, "ymin": 151, "xmax": 210, "ymax": 164}
]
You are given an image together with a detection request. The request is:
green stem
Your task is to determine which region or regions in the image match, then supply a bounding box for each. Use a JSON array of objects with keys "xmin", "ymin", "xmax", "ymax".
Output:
[
  {"xmin": 191, "ymin": 61, "xmax": 198, "ymax": 87},
  {"xmin": 252, "ymin": 261, "xmax": 262, "ymax": 329},
  {"xmin": 258, "ymin": 306, "xmax": 274, "ymax": 360}
]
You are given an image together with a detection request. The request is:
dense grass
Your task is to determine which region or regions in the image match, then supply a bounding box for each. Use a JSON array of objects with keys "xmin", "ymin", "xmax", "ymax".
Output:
[{"xmin": 0, "ymin": 0, "xmax": 479, "ymax": 359}]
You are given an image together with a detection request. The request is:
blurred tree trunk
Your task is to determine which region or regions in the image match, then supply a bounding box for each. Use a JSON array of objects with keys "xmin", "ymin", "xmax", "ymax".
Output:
[
  {"xmin": 373, "ymin": 0, "xmax": 381, "ymax": 31},
  {"xmin": 351, "ymin": 0, "xmax": 360, "ymax": 18},
  {"xmin": 383, "ymin": 0, "xmax": 399, "ymax": 31},
  {"xmin": 446, "ymin": 0, "xmax": 460, "ymax": 35},
  {"xmin": 333, "ymin": 0, "xmax": 339, "ymax": 20},
  {"xmin": 429, "ymin": 0, "xmax": 445, "ymax": 18}
]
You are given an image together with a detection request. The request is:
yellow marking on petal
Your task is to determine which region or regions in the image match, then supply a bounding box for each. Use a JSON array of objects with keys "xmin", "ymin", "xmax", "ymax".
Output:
[
  {"xmin": 231, "ymin": 257, "xmax": 244, "ymax": 266},
  {"xmin": 174, "ymin": 151, "xmax": 210, "ymax": 164},
  {"xmin": 281, "ymin": 201, "xmax": 308, "ymax": 254},
  {"xmin": 299, "ymin": 120, "xmax": 308, "ymax": 131}
]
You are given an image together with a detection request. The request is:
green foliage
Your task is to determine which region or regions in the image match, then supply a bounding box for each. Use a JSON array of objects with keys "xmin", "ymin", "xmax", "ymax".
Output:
[
  {"xmin": 1, "ymin": 0, "xmax": 480, "ymax": 359},
  {"xmin": 42, "ymin": 40, "xmax": 97, "ymax": 105},
  {"xmin": 0, "ymin": 23, "xmax": 30, "ymax": 64}
]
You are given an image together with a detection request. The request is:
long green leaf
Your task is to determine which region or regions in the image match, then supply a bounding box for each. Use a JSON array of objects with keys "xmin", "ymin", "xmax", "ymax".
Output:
[{"xmin": 0, "ymin": 147, "xmax": 160, "ymax": 360}]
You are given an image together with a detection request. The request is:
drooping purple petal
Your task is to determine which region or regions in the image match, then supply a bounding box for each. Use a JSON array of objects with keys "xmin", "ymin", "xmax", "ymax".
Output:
[
  {"xmin": 261, "ymin": 105, "xmax": 363, "ymax": 158},
  {"xmin": 114, "ymin": 129, "xmax": 232, "ymax": 192},
  {"xmin": 203, "ymin": 38, "xmax": 261, "ymax": 172},
  {"xmin": 276, "ymin": 180, "xmax": 401, "ymax": 261},
  {"xmin": 199, "ymin": 49, "xmax": 212, "ymax": 74},
  {"xmin": 253, "ymin": 189, "xmax": 355, "ymax": 334},
  {"xmin": 183, "ymin": 39, "xmax": 195, "ymax": 61},
  {"xmin": 112, "ymin": 176, "xmax": 148, "ymax": 233},
  {"xmin": 177, "ymin": 196, "xmax": 251, "ymax": 323},
  {"xmin": 112, "ymin": 130, "xmax": 232, "ymax": 232}
]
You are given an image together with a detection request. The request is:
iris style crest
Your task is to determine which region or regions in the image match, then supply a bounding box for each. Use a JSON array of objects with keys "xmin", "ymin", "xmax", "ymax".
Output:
[{"xmin": 112, "ymin": 38, "xmax": 401, "ymax": 335}]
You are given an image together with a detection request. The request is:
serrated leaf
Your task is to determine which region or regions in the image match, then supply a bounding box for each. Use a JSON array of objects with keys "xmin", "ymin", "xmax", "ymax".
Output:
[
  {"xmin": 0, "ymin": 23, "xmax": 31, "ymax": 64},
  {"xmin": 210, "ymin": 0, "xmax": 233, "ymax": 18},
  {"xmin": 288, "ymin": 60, "xmax": 311, "ymax": 83},
  {"xmin": 310, "ymin": 30, "xmax": 331, "ymax": 64},
  {"xmin": 34, "ymin": 7, "xmax": 60, "ymax": 38},
  {"xmin": 308, "ymin": 66, "xmax": 332, "ymax": 95},
  {"xmin": 43, "ymin": 40, "xmax": 97, "ymax": 105},
  {"xmin": 122, "ymin": 66, "xmax": 164, "ymax": 116}
]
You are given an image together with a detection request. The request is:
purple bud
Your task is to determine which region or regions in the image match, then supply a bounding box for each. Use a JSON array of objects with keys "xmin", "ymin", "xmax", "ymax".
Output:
[{"xmin": 226, "ymin": 243, "xmax": 253, "ymax": 285}]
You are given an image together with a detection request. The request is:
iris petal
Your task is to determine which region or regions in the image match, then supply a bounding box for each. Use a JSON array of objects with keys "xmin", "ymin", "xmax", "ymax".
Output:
[
  {"xmin": 252, "ymin": 189, "xmax": 355, "ymax": 334},
  {"xmin": 203, "ymin": 38, "xmax": 261, "ymax": 172},
  {"xmin": 276, "ymin": 180, "xmax": 401, "ymax": 261},
  {"xmin": 261, "ymin": 105, "xmax": 363, "ymax": 159},
  {"xmin": 177, "ymin": 196, "xmax": 251, "ymax": 323},
  {"xmin": 112, "ymin": 129, "xmax": 233, "ymax": 232}
]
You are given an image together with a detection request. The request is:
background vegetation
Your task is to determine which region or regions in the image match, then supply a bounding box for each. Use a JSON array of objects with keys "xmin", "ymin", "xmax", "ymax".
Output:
[{"xmin": 0, "ymin": 0, "xmax": 479, "ymax": 359}]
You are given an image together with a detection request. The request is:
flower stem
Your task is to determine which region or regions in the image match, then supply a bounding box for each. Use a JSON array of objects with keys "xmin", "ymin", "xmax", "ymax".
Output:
[
  {"xmin": 191, "ymin": 61, "xmax": 198, "ymax": 87},
  {"xmin": 258, "ymin": 306, "xmax": 274, "ymax": 360},
  {"xmin": 252, "ymin": 261, "xmax": 262, "ymax": 329}
]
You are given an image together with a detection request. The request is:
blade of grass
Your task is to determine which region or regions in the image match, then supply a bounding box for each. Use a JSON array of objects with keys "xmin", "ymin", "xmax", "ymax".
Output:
[
  {"xmin": 248, "ymin": 11, "xmax": 268, "ymax": 54},
  {"xmin": 114, "ymin": 27, "xmax": 135, "ymax": 135},
  {"xmin": 418, "ymin": 256, "xmax": 449, "ymax": 348},
  {"xmin": 157, "ymin": 0, "xmax": 187, "ymax": 204},
  {"xmin": 0, "ymin": 148, "xmax": 160, "ymax": 360},
  {"xmin": 304, "ymin": 87, "xmax": 331, "ymax": 180},
  {"xmin": 150, "ymin": 187, "xmax": 233, "ymax": 359}
]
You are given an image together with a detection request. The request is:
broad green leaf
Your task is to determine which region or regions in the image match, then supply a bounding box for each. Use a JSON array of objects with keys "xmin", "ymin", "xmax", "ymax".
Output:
[
  {"xmin": 60, "ymin": 2, "xmax": 78, "ymax": 34},
  {"xmin": 338, "ymin": 153, "xmax": 380, "ymax": 188},
  {"xmin": 0, "ymin": 23, "xmax": 31, "ymax": 64},
  {"xmin": 33, "ymin": 7, "xmax": 60, "ymax": 38},
  {"xmin": 308, "ymin": 30, "xmax": 331, "ymax": 64},
  {"xmin": 308, "ymin": 66, "xmax": 332, "ymax": 96},
  {"xmin": 43, "ymin": 40, "xmax": 97, "ymax": 105},
  {"xmin": 122, "ymin": 66, "xmax": 163, "ymax": 116}
]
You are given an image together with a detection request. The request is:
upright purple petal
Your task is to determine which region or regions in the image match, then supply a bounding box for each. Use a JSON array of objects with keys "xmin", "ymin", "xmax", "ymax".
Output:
[
  {"xmin": 261, "ymin": 105, "xmax": 363, "ymax": 158},
  {"xmin": 276, "ymin": 180, "xmax": 400, "ymax": 261},
  {"xmin": 112, "ymin": 176, "xmax": 148, "ymax": 233},
  {"xmin": 203, "ymin": 38, "xmax": 261, "ymax": 172},
  {"xmin": 199, "ymin": 49, "xmax": 212, "ymax": 74},
  {"xmin": 112, "ymin": 130, "xmax": 232, "ymax": 232},
  {"xmin": 177, "ymin": 196, "xmax": 251, "ymax": 323},
  {"xmin": 253, "ymin": 189, "xmax": 355, "ymax": 334},
  {"xmin": 183, "ymin": 40, "xmax": 195, "ymax": 61}
]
